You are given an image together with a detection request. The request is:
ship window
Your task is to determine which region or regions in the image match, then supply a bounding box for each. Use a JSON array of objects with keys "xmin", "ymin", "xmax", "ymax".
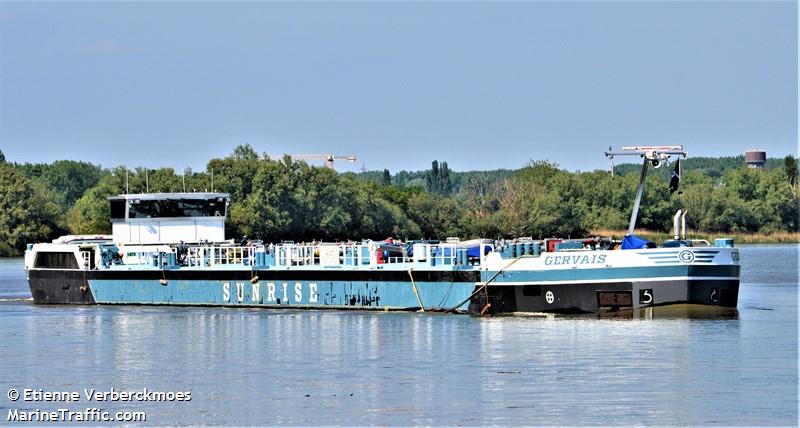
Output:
[
  {"xmin": 34, "ymin": 252, "xmax": 80, "ymax": 269},
  {"xmin": 110, "ymin": 200, "xmax": 126, "ymax": 220},
  {"xmin": 128, "ymin": 199, "xmax": 225, "ymax": 218}
]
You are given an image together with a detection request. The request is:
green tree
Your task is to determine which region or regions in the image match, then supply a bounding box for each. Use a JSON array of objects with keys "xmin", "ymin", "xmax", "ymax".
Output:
[
  {"xmin": 755, "ymin": 168, "xmax": 798, "ymax": 232},
  {"xmin": 5, "ymin": 146, "xmax": 799, "ymax": 250},
  {"xmin": 496, "ymin": 161, "xmax": 588, "ymax": 238},
  {"xmin": 425, "ymin": 160, "xmax": 453, "ymax": 195},
  {"xmin": 0, "ymin": 164, "xmax": 65, "ymax": 255},
  {"xmin": 493, "ymin": 178, "xmax": 540, "ymax": 237},
  {"xmin": 637, "ymin": 174, "xmax": 681, "ymax": 231},
  {"xmin": 516, "ymin": 160, "xmax": 561, "ymax": 185},
  {"xmin": 678, "ymin": 172, "xmax": 715, "ymax": 232},
  {"xmin": 406, "ymin": 192, "xmax": 465, "ymax": 239},
  {"xmin": 438, "ymin": 161, "xmax": 452, "ymax": 195},
  {"xmin": 67, "ymin": 174, "xmax": 124, "ymax": 234},
  {"xmin": 206, "ymin": 145, "xmax": 263, "ymax": 202},
  {"xmin": 577, "ymin": 170, "xmax": 632, "ymax": 231},
  {"xmin": 229, "ymin": 160, "xmax": 295, "ymax": 240},
  {"xmin": 426, "ymin": 160, "xmax": 439, "ymax": 193},
  {"xmin": 784, "ymin": 155, "xmax": 798, "ymax": 186},
  {"xmin": 699, "ymin": 187, "xmax": 754, "ymax": 233},
  {"xmin": 39, "ymin": 160, "xmax": 104, "ymax": 210}
]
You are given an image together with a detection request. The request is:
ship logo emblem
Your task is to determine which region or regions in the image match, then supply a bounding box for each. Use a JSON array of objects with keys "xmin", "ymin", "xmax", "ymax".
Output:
[
  {"xmin": 678, "ymin": 250, "xmax": 695, "ymax": 264},
  {"xmin": 545, "ymin": 290, "xmax": 555, "ymax": 304}
]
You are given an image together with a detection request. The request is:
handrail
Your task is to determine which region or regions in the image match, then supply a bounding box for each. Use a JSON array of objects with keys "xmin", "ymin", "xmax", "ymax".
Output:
[{"xmin": 115, "ymin": 241, "xmax": 480, "ymax": 269}]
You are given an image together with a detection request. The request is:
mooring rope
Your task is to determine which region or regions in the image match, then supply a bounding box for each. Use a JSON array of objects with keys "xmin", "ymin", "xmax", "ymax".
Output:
[
  {"xmin": 445, "ymin": 256, "xmax": 523, "ymax": 314},
  {"xmin": 80, "ymin": 270, "xmax": 88, "ymax": 293},
  {"xmin": 407, "ymin": 268, "xmax": 425, "ymax": 312}
]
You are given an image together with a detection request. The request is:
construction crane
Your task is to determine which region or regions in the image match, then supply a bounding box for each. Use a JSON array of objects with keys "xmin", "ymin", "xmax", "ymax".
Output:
[{"xmin": 267, "ymin": 154, "xmax": 357, "ymax": 170}]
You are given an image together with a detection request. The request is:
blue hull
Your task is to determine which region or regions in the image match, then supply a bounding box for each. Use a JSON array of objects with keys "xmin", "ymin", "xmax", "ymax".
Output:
[
  {"xmin": 92, "ymin": 278, "xmax": 474, "ymax": 311},
  {"xmin": 28, "ymin": 268, "xmax": 478, "ymax": 312}
]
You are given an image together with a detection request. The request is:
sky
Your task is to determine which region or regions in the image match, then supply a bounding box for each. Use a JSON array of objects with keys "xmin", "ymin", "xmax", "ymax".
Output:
[{"xmin": 0, "ymin": 1, "xmax": 796, "ymax": 174}]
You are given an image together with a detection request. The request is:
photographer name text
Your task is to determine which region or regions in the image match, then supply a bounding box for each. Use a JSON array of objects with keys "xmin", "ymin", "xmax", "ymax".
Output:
[{"xmin": 8, "ymin": 387, "xmax": 191, "ymax": 402}]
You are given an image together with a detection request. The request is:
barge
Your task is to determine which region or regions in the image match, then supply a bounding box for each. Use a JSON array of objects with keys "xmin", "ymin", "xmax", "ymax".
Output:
[{"xmin": 25, "ymin": 146, "xmax": 740, "ymax": 315}]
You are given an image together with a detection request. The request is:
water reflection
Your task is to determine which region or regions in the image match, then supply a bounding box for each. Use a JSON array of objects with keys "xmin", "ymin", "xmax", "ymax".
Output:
[
  {"xmin": 0, "ymin": 299, "xmax": 787, "ymax": 425},
  {"xmin": 0, "ymin": 245, "xmax": 796, "ymax": 425},
  {"xmin": 602, "ymin": 304, "xmax": 740, "ymax": 320}
]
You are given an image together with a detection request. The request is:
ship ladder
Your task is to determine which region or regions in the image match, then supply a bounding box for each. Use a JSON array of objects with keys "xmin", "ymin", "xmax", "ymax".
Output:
[{"xmin": 79, "ymin": 254, "xmax": 90, "ymax": 293}]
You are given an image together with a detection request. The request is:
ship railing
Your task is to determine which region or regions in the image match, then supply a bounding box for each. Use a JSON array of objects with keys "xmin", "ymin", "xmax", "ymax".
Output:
[
  {"xmin": 338, "ymin": 243, "xmax": 371, "ymax": 267},
  {"xmin": 188, "ymin": 242, "xmax": 473, "ymax": 269},
  {"xmin": 133, "ymin": 250, "xmax": 165, "ymax": 266},
  {"xmin": 408, "ymin": 243, "xmax": 459, "ymax": 267},
  {"xmin": 215, "ymin": 246, "xmax": 256, "ymax": 266},
  {"xmin": 275, "ymin": 245, "xmax": 319, "ymax": 267},
  {"xmin": 116, "ymin": 244, "xmax": 260, "ymax": 268},
  {"xmin": 116, "ymin": 242, "xmax": 485, "ymax": 269},
  {"xmin": 211, "ymin": 246, "xmax": 256, "ymax": 266},
  {"xmin": 271, "ymin": 242, "xmax": 417, "ymax": 268},
  {"xmin": 385, "ymin": 256, "xmax": 411, "ymax": 264},
  {"xmin": 184, "ymin": 245, "xmax": 256, "ymax": 267},
  {"xmin": 117, "ymin": 248, "xmax": 172, "ymax": 267},
  {"xmin": 185, "ymin": 247, "xmax": 208, "ymax": 267},
  {"xmin": 271, "ymin": 243, "xmax": 372, "ymax": 267}
]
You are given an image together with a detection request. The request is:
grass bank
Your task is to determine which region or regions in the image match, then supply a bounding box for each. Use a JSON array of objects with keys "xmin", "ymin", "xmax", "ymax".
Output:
[{"xmin": 590, "ymin": 229, "xmax": 800, "ymax": 245}]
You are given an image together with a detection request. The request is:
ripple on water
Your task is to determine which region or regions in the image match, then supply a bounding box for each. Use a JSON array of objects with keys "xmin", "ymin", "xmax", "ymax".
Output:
[{"xmin": 0, "ymin": 245, "xmax": 796, "ymax": 425}]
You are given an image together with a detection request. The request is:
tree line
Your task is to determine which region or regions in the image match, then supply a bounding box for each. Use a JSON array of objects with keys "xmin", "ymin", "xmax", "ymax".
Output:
[{"xmin": 0, "ymin": 146, "xmax": 797, "ymax": 256}]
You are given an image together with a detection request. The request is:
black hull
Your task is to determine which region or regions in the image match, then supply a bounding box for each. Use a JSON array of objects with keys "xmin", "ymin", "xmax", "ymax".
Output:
[
  {"xmin": 28, "ymin": 270, "xmax": 96, "ymax": 304},
  {"xmin": 468, "ymin": 279, "xmax": 740, "ymax": 315}
]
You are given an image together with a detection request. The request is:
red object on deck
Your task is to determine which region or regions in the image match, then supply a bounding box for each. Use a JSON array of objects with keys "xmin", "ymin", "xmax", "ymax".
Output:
[{"xmin": 546, "ymin": 239, "xmax": 562, "ymax": 252}]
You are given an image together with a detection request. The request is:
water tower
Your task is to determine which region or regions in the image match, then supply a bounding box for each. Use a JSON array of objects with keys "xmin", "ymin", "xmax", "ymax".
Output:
[{"xmin": 745, "ymin": 149, "xmax": 766, "ymax": 169}]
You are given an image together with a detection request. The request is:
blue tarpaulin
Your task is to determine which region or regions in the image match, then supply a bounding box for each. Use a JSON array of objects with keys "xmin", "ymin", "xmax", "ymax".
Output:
[
  {"xmin": 621, "ymin": 234, "xmax": 655, "ymax": 250},
  {"xmin": 465, "ymin": 245, "xmax": 486, "ymax": 258}
]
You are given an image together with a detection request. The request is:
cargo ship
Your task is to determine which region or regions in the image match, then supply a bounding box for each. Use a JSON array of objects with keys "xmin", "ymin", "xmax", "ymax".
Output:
[{"xmin": 24, "ymin": 146, "xmax": 740, "ymax": 315}]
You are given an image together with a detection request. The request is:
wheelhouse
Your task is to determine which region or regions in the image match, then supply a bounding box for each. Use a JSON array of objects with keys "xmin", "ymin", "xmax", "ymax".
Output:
[{"xmin": 108, "ymin": 193, "xmax": 230, "ymax": 244}]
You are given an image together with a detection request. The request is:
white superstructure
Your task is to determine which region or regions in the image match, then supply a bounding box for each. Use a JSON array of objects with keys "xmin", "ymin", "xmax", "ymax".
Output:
[{"xmin": 108, "ymin": 193, "xmax": 229, "ymax": 245}]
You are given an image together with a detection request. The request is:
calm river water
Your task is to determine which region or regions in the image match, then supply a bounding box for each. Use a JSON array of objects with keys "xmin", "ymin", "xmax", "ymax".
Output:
[{"xmin": 0, "ymin": 245, "xmax": 797, "ymax": 425}]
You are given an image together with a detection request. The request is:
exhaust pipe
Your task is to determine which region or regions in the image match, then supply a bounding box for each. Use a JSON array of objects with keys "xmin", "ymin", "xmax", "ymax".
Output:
[
  {"xmin": 673, "ymin": 209, "xmax": 683, "ymax": 240},
  {"xmin": 681, "ymin": 210, "xmax": 688, "ymax": 240}
]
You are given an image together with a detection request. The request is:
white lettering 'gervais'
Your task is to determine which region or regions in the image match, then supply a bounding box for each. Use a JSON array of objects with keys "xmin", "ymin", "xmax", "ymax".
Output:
[{"xmin": 544, "ymin": 254, "xmax": 607, "ymax": 266}]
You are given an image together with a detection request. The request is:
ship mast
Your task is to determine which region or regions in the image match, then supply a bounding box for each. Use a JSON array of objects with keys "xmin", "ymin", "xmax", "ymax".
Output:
[{"xmin": 604, "ymin": 146, "xmax": 687, "ymax": 236}]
